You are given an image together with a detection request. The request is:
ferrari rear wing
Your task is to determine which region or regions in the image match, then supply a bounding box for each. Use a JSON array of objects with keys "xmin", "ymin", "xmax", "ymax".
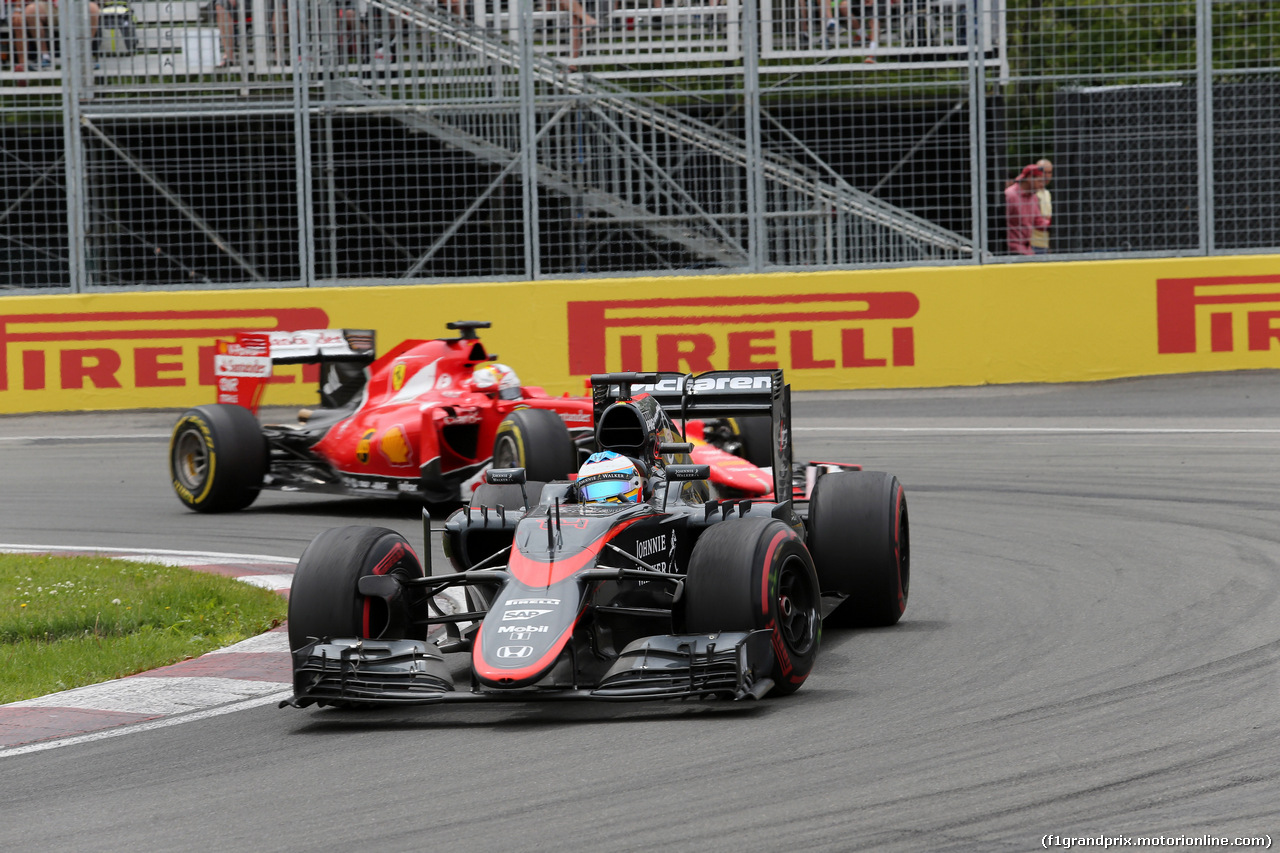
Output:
[
  {"xmin": 213, "ymin": 329, "xmax": 375, "ymax": 413},
  {"xmin": 590, "ymin": 370, "xmax": 792, "ymax": 508}
]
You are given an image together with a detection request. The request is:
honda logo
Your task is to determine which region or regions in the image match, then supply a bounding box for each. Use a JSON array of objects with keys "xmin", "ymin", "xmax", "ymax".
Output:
[{"xmin": 496, "ymin": 645, "xmax": 534, "ymax": 659}]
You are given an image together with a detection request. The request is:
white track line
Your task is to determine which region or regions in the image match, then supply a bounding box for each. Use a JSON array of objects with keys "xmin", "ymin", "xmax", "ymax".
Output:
[
  {"xmin": 0, "ymin": 691, "xmax": 292, "ymax": 758},
  {"xmin": 0, "ymin": 544, "xmax": 297, "ymax": 566},
  {"xmin": 792, "ymin": 426, "xmax": 1280, "ymax": 434},
  {"xmin": 0, "ymin": 434, "xmax": 170, "ymax": 442}
]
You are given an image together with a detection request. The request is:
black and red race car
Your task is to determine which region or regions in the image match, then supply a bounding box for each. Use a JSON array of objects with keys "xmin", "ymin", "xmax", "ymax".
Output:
[
  {"xmin": 169, "ymin": 321, "xmax": 778, "ymax": 513},
  {"xmin": 282, "ymin": 369, "xmax": 910, "ymax": 708}
]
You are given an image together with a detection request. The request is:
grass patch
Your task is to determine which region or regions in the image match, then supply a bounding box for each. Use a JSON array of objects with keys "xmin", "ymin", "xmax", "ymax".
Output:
[{"xmin": 0, "ymin": 553, "xmax": 287, "ymax": 705}]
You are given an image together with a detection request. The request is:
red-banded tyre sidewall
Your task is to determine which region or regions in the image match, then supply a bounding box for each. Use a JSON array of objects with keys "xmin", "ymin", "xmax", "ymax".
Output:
[
  {"xmin": 287, "ymin": 526, "xmax": 425, "ymax": 652},
  {"xmin": 169, "ymin": 404, "xmax": 266, "ymax": 513},
  {"xmin": 492, "ymin": 409, "xmax": 577, "ymax": 483},
  {"xmin": 684, "ymin": 517, "xmax": 821, "ymax": 696},
  {"xmin": 808, "ymin": 471, "xmax": 909, "ymax": 627}
]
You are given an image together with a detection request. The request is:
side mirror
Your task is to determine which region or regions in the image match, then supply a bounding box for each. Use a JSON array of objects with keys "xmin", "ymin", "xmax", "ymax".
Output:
[
  {"xmin": 486, "ymin": 467, "xmax": 526, "ymax": 485},
  {"xmin": 657, "ymin": 442, "xmax": 694, "ymax": 455}
]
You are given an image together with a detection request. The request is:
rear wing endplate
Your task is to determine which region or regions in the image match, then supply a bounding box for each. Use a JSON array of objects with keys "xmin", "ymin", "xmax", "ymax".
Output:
[{"xmin": 214, "ymin": 329, "xmax": 375, "ymax": 413}]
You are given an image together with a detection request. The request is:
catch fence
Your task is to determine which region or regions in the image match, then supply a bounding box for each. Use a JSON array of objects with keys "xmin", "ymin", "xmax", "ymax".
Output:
[{"xmin": 1, "ymin": 0, "xmax": 1276, "ymax": 291}]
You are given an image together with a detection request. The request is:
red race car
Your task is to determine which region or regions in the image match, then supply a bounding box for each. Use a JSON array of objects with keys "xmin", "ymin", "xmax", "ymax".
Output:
[{"xmin": 168, "ymin": 321, "xmax": 780, "ymax": 513}]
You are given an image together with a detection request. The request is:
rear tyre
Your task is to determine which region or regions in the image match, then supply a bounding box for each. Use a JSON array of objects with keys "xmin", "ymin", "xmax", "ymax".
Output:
[
  {"xmin": 287, "ymin": 526, "xmax": 426, "ymax": 653},
  {"xmin": 684, "ymin": 518, "xmax": 821, "ymax": 696},
  {"xmin": 492, "ymin": 409, "xmax": 577, "ymax": 482},
  {"xmin": 807, "ymin": 471, "xmax": 909, "ymax": 628},
  {"xmin": 169, "ymin": 404, "xmax": 267, "ymax": 513}
]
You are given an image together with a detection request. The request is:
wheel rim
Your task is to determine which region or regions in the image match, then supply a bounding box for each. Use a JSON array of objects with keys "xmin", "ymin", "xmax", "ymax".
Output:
[
  {"xmin": 173, "ymin": 428, "xmax": 209, "ymax": 491},
  {"xmin": 493, "ymin": 433, "xmax": 522, "ymax": 469},
  {"xmin": 776, "ymin": 554, "xmax": 818, "ymax": 656}
]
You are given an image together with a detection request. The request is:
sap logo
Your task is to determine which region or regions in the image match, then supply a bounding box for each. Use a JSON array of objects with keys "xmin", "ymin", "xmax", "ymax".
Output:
[
  {"xmin": 496, "ymin": 646, "xmax": 533, "ymax": 659},
  {"xmin": 503, "ymin": 609, "xmax": 552, "ymax": 620}
]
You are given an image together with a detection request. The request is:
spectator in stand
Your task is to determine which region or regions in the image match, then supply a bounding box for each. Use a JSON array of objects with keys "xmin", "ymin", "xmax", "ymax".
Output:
[
  {"xmin": 10, "ymin": 1, "xmax": 99, "ymax": 71},
  {"xmin": 212, "ymin": 0, "xmax": 246, "ymax": 67},
  {"xmin": 558, "ymin": 0, "xmax": 596, "ymax": 63},
  {"xmin": 1004, "ymin": 163, "xmax": 1048, "ymax": 256},
  {"xmin": 1030, "ymin": 157, "xmax": 1053, "ymax": 254},
  {"xmin": 828, "ymin": 0, "xmax": 886, "ymax": 59}
]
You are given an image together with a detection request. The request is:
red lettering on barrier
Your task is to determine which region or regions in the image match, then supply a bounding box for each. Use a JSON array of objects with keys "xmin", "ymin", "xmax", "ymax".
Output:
[
  {"xmin": 1247, "ymin": 311, "xmax": 1280, "ymax": 351},
  {"xmin": 61, "ymin": 349, "xmax": 122, "ymax": 389},
  {"xmin": 1156, "ymin": 275, "xmax": 1280, "ymax": 354},
  {"xmin": 893, "ymin": 327, "xmax": 915, "ymax": 366},
  {"xmin": 841, "ymin": 329, "xmax": 887, "ymax": 368},
  {"xmin": 790, "ymin": 330, "xmax": 835, "ymax": 369},
  {"xmin": 657, "ymin": 334, "xmax": 715, "ymax": 372},
  {"xmin": 566, "ymin": 292, "xmax": 920, "ymax": 375},
  {"xmin": 728, "ymin": 331, "xmax": 778, "ymax": 369},
  {"xmin": 135, "ymin": 347, "xmax": 185, "ymax": 388},
  {"xmin": 22, "ymin": 351, "xmax": 45, "ymax": 390},
  {"xmin": 620, "ymin": 336, "xmax": 643, "ymax": 372},
  {"xmin": 0, "ymin": 308, "xmax": 329, "ymax": 394}
]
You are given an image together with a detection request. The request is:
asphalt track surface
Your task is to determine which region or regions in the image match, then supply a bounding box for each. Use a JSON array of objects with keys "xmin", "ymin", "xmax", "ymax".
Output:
[{"xmin": 1, "ymin": 373, "xmax": 1278, "ymax": 852}]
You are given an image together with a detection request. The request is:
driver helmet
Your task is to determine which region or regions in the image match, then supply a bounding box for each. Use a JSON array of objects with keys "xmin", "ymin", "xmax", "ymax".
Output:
[
  {"xmin": 473, "ymin": 362, "xmax": 521, "ymax": 400},
  {"xmin": 576, "ymin": 450, "xmax": 643, "ymax": 503}
]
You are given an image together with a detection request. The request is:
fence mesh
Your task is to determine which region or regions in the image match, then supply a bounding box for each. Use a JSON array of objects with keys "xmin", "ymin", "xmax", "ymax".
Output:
[{"xmin": 1, "ymin": 0, "xmax": 1277, "ymax": 290}]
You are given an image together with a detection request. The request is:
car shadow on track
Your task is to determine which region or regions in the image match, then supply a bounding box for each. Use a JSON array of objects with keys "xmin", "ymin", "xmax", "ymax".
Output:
[{"xmin": 284, "ymin": 700, "xmax": 769, "ymax": 733}]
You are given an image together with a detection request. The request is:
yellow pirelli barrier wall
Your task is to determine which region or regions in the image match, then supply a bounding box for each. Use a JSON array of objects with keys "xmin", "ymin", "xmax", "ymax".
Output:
[{"xmin": 2, "ymin": 254, "xmax": 1279, "ymax": 414}]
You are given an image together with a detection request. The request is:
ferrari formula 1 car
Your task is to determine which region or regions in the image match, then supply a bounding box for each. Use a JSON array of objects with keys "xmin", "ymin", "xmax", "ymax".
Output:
[
  {"xmin": 169, "ymin": 321, "xmax": 778, "ymax": 513},
  {"xmin": 282, "ymin": 369, "xmax": 910, "ymax": 708}
]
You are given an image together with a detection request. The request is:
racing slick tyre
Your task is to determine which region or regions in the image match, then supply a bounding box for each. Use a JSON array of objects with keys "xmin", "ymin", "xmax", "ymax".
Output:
[
  {"xmin": 724, "ymin": 416, "xmax": 774, "ymax": 469},
  {"xmin": 169, "ymin": 404, "xmax": 267, "ymax": 513},
  {"xmin": 287, "ymin": 526, "xmax": 426, "ymax": 653},
  {"xmin": 492, "ymin": 408, "xmax": 577, "ymax": 483},
  {"xmin": 807, "ymin": 471, "xmax": 909, "ymax": 628},
  {"xmin": 683, "ymin": 517, "xmax": 821, "ymax": 696}
]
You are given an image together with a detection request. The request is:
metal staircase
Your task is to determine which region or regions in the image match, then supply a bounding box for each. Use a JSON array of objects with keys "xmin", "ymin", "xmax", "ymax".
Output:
[{"xmin": 328, "ymin": 0, "xmax": 973, "ymax": 272}]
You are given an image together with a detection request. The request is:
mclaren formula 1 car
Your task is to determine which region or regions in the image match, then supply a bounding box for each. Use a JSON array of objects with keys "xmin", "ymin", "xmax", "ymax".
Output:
[
  {"xmin": 283, "ymin": 369, "xmax": 910, "ymax": 708},
  {"xmin": 169, "ymin": 321, "xmax": 777, "ymax": 513}
]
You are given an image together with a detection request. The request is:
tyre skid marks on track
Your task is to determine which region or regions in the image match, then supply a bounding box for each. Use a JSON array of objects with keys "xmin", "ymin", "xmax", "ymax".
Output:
[{"xmin": 0, "ymin": 546, "xmax": 296, "ymax": 754}]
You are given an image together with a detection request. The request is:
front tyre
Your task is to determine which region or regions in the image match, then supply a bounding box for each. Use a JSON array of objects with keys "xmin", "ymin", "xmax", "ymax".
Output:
[
  {"xmin": 684, "ymin": 518, "xmax": 821, "ymax": 696},
  {"xmin": 287, "ymin": 526, "xmax": 426, "ymax": 652},
  {"xmin": 492, "ymin": 409, "xmax": 577, "ymax": 482},
  {"xmin": 169, "ymin": 404, "xmax": 267, "ymax": 513},
  {"xmin": 807, "ymin": 471, "xmax": 909, "ymax": 628}
]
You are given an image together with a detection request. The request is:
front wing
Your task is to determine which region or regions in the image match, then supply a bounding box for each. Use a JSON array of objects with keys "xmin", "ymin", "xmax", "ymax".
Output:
[{"xmin": 283, "ymin": 630, "xmax": 776, "ymax": 707}]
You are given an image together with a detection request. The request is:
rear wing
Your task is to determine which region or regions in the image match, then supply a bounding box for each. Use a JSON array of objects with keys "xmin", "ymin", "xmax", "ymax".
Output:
[
  {"xmin": 214, "ymin": 329, "xmax": 375, "ymax": 413},
  {"xmin": 590, "ymin": 371, "xmax": 791, "ymax": 506}
]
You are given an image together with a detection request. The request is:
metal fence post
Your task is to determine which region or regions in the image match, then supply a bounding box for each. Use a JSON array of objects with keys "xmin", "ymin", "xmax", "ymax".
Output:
[
  {"xmin": 294, "ymin": 0, "xmax": 316, "ymax": 286},
  {"xmin": 60, "ymin": 5, "xmax": 86, "ymax": 292},
  {"xmin": 1196, "ymin": 0, "xmax": 1214, "ymax": 254}
]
